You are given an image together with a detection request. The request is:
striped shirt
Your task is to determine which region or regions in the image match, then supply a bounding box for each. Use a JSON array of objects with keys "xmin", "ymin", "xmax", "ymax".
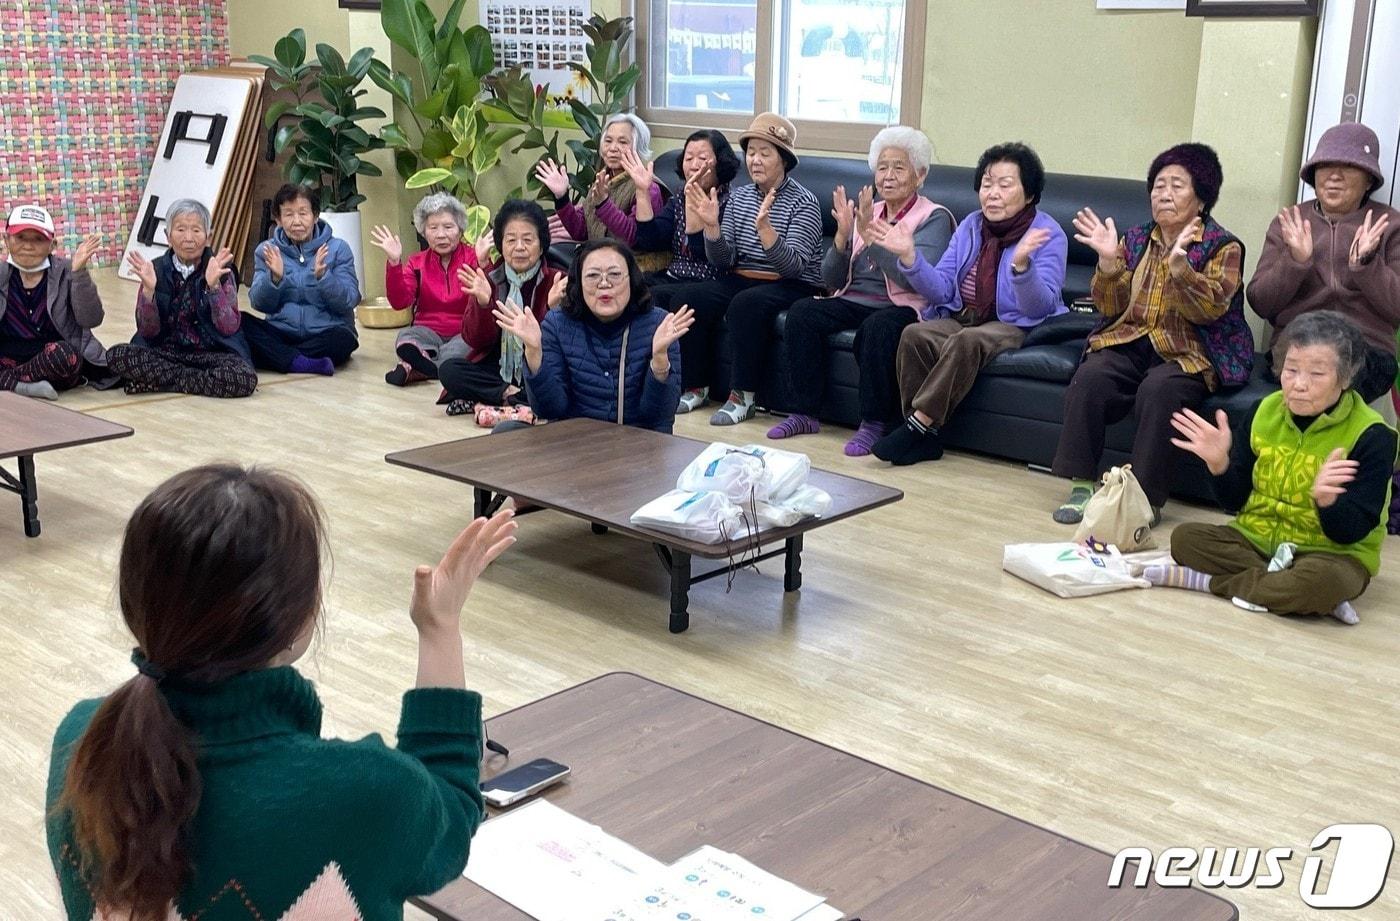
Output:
[
  {"xmin": 704, "ymin": 176, "xmax": 824, "ymax": 286},
  {"xmin": 1088, "ymin": 223, "xmax": 1243, "ymax": 389}
]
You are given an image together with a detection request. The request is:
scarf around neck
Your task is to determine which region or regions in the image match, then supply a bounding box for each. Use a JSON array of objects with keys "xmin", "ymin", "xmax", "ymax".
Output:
[
  {"xmin": 499, "ymin": 261, "xmax": 542, "ymax": 385},
  {"xmin": 962, "ymin": 206, "xmax": 1036, "ymax": 325}
]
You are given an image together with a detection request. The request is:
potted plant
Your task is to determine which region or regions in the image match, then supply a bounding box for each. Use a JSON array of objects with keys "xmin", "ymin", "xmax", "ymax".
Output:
[
  {"xmin": 368, "ymin": 0, "xmax": 513, "ymax": 243},
  {"xmin": 252, "ymin": 29, "xmax": 387, "ymax": 292}
]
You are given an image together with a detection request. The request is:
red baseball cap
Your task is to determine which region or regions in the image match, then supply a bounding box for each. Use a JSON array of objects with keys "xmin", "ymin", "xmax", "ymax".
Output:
[{"xmin": 5, "ymin": 204, "xmax": 55, "ymax": 239}]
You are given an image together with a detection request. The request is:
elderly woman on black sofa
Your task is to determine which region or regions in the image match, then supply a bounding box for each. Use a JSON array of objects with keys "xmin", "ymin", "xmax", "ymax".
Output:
[
  {"xmin": 1247, "ymin": 122, "xmax": 1400, "ymax": 407},
  {"xmin": 764, "ymin": 126, "xmax": 955, "ymax": 456},
  {"xmin": 661, "ymin": 112, "xmax": 825, "ymax": 424},
  {"xmin": 1149, "ymin": 311, "xmax": 1395, "ymax": 625},
  {"xmin": 867, "ymin": 141, "xmax": 1068, "ymax": 465},
  {"xmin": 1049, "ymin": 142, "xmax": 1253, "ymax": 524}
]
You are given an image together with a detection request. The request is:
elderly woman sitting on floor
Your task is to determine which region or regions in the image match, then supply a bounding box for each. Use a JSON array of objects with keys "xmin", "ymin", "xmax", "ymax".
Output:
[
  {"xmin": 1049, "ymin": 142, "xmax": 1252, "ymax": 524},
  {"xmin": 372, "ymin": 192, "xmax": 485, "ymax": 386},
  {"xmin": 1151, "ymin": 311, "xmax": 1396, "ymax": 625},
  {"xmin": 1247, "ymin": 122, "xmax": 1400, "ymax": 406},
  {"xmin": 764, "ymin": 126, "xmax": 955, "ymax": 456},
  {"xmin": 534, "ymin": 114, "xmax": 665, "ymax": 253},
  {"xmin": 869, "ymin": 141, "xmax": 1068, "ymax": 465},
  {"xmin": 108, "ymin": 199, "xmax": 256, "ymax": 398},
  {"xmin": 493, "ymin": 240, "xmax": 692, "ymax": 433},
  {"xmin": 437, "ymin": 199, "xmax": 567, "ymax": 424},
  {"xmin": 1, "ymin": 203, "xmax": 108, "ymax": 399}
]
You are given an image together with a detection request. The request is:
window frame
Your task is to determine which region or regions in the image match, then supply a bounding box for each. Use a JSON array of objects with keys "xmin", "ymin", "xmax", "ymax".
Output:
[{"xmin": 633, "ymin": 0, "xmax": 927, "ymax": 154}]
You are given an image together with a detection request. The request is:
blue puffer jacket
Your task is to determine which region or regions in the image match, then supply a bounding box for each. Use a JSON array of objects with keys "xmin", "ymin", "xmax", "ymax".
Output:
[
  {"xmin": 249, "ymin": 220, "xmax": 360, "ymax": 338},
  {"xmin": 526, "ymin": 307, "xmax": 681, "ymax": 433}
]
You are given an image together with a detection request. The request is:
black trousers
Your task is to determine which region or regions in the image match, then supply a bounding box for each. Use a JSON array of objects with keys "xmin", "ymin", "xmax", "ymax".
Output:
[
  {"xmin": 240, "ymin": 313, "xmax": 358, "ymax": 373},
  {"xmin": 782, "ymin": 296, "xmax": 917, "ymax": 423},
  {"xmin": 439, "ymin": 350, "xmax": 514, "ymax": 405},
  {"xmin": 1051, "ymin": 337, "xmax": 1209, "ymax": 508},
  {"xmin": 656, "ymin": 275, "xmax": 816, "ymax": 392}
]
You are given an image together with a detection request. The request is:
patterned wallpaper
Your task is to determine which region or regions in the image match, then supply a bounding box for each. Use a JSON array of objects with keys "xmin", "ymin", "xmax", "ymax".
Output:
[{"xmin": 0, "ymin": 0, "xmax": 229, "ymax": 263}]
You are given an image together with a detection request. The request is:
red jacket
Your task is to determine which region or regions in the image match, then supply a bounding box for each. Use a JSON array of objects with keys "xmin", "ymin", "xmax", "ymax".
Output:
[
  {"xmin": 460, "ymin": 262, "xmax": 564, "ymax": 363},
  {"xmin": 385, "ymin": 243, "xmax": 479, "ymax": 338}
]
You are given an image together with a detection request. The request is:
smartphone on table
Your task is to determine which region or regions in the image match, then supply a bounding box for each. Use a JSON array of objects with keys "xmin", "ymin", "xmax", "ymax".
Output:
[{"xmin": 481, "ymin": 757, "xmax": 571, "ymax": 808}]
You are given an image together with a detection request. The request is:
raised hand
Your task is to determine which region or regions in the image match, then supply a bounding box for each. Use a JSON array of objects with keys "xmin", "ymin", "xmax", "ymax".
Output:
[
  {"xmin": 313, "ymin": 244, "xmax": 329, "ymax": 279},
  {"xmin": 754, "ymin": 186, "xmax": 777, "ymax": 232},
  {"xmin": 409, "ymin": 508, "xmax": 517, "ymax": 636},
  {"xmin": 534, "ymin": 158, "xmax": 571, "ymax": 199},
  {"xmin": 458, "ymin": 264, "xmax": 494, "ymax": 306},
  {"xmin": 1277, "ymin": 205, "xmax": 1313, "ymax": 264},
  {"xmin": 619, "ymin": 147, "xmax": 655, "ymax": 195},
  {"xmin": 493, "ymin": 299, "xmax": 543, "ymax": 352},
  {"xmin": 1169, "ymin": 407, "xmax": 1232, "ymax": 476},
  {"xmin": 370, "ymin": 224, "xmax": 403, "ymax": 264},
  {"xmin": 546, "ymin": 271, "xmax": 568, "ymax": 308},
  {"xmin": 71, "ymin": 232, "xmax": 102, "ymax": 273},
  {"xmin": 1011, "ymin": 227, "xmax": 1052, "ymax": 273},
  {"xmin": 204, "ymin": 246, "xmax": 235, "ymax": 289},
  {"xmin": 127, "ymin": 250, "xmax": 157, "ymax": 297},
  {"xmin": 261, "ymin": 242, "xmax": 285, "ymax": 283},
  {"xmin": 585, "ymin": 169, "xmax": 610, "ymax": 206},
  {"xmin": 831, "ymin": 185, "xmax": 855, "ymax": 248},
  {"xmin": 653, "ymin": 305, "xmax": 695, "ymax": 357},
  {"xmin": 692, "ymin": 185, "xmax": 720, "ymax": 230},
  {"xmin": 1312, "ymin": 447, "xmax": 1358, "ymax": 509},
  {"xmin": 473, "ymin": 228, "xmax": 495, "ymax": 265},
  {"xmin": 1350, "ymin": 209, "xmax": 1391, "ymax": 266},
  {"xmin": 855, "ymin": 185, "xmax": 876, "ymax": 240},
  {"xmin": 867, "ymin": 218, "xmax": 916, "ymax": 266},
  {"xmin": 1072, "ymin": 208, "xmax": 1120, "ymax": 267},
  {"xmin": 1168, "ymin": 218, "xmax": 1203, "ymax": 274}
]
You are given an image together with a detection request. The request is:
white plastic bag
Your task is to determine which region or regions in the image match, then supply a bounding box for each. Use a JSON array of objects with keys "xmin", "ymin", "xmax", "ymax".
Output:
[
  {"xmin": 675, "ymin": 442, "xmax": 769, "ymax": 504},
  {"xmin": 1002, "ymin": 542, "xmax": 1149, "ymax": 598},
  {"xmin": 754, "ymin": 483, "xmax": 834, "ymax": 527},
  {"xmin": 736, "ymin": 444, "xmax": 810, "ymax": 503},
  {"xmin": 630, "ymin": 489, "xmax": 746, "ymax": 544}
]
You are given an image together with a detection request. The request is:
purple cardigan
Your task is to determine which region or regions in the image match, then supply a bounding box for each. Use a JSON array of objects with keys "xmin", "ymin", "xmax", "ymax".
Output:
[{"xmin": 899, "ymin": 209, "xmax": 1068, "ymax": 327}]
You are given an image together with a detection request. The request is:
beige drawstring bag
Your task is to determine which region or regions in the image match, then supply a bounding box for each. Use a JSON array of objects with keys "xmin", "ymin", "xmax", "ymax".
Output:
[{"xmin": 1072, "ymin": 464, "xmax": 1156, "ymax": 552}]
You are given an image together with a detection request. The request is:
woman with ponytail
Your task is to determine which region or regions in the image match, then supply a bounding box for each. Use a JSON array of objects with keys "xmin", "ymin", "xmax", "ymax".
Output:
[{"xmin": 45, "ymin": 465, "xmax": 516, "ymax": 921}]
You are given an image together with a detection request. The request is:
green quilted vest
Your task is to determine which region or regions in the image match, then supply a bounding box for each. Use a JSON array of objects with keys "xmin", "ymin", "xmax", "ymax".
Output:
[{"xmin": 1232, "ymin": 390, "xmax": 1392, "ymax": 575}]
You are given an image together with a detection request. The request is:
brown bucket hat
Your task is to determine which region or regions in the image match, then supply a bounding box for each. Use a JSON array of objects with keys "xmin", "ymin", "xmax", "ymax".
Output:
[{"xmin": 738, "ymin": 112, "xmax": 799, "ymax": 169}]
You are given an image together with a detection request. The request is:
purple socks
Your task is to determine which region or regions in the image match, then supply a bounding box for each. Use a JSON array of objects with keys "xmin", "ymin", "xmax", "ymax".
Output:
[
  {"xmin": 289, "ymin": 354, "xmax": 335, "ymax": 376},
  {"xmin": 844, "ymin": 421, "xmax": 888, "ymax": 457},
  {"xmin": 767, "ymin": 413, "xmax": 820, "ymax": 439}
]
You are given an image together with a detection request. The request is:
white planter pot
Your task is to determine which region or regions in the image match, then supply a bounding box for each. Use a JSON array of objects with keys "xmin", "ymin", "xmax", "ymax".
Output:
[{"xmin": 321, "ymin": 210, "xmax": 365, "ymax": 304}]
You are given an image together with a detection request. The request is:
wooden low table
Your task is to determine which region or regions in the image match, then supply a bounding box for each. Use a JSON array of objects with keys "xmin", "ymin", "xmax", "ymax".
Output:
[
  {"xmin": 0, "ymin": 392, "xmax": 133, "ymax": 538},
  {"xmin": 386, "ymin": 418, "xmax": 903, "ymax": 632},
  {"xmin": 416, "ymin": 673, "xmax": 1237, "ymax": 921}
]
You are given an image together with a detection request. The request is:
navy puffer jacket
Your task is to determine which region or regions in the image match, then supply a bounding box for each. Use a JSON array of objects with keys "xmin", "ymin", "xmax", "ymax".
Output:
[{"xmin": 525, "ymin": 307, "xmax": 681, "ymax": 432}]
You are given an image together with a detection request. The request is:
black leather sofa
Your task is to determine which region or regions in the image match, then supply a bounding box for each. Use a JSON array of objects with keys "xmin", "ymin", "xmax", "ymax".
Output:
[{"xmin": 651, "ymin": 148, "xmax": 1276, "ymax": 503}]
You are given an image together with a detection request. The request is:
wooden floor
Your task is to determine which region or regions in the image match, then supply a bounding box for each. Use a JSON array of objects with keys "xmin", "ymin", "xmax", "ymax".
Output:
[{"xmin": 3, "ymin": 268, "xmax": 1397, "ymax": 920}]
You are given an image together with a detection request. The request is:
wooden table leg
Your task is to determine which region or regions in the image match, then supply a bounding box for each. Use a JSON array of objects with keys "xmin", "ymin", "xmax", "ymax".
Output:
[
  {"xmin": 784, "ymin": 534, "xmax": 803, "ymax": 592},
  {"xmin": 669, "ymin": 549, "xmax": 692, "ymax": 633},
  {"xmin": 18, "ymin": 455, "xmax": 39, "ymax": 538}
]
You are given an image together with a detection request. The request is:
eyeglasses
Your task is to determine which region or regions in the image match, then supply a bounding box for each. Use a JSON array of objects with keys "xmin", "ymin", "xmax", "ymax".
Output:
[{"xmin": 582, "ymin": 269, "xmax": 626, "ymax": 288}]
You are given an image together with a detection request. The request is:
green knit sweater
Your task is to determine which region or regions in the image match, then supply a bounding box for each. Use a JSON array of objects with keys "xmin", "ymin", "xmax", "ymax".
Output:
[{"xmin": 46, "ymin": 667, "xmax": 485, "ymax": 920}]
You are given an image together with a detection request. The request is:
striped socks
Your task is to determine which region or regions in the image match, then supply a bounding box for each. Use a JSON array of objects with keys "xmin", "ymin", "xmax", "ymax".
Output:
[{"xmin": 1143, "ymin": 564, "xmax": 1211, "ymax": 593}]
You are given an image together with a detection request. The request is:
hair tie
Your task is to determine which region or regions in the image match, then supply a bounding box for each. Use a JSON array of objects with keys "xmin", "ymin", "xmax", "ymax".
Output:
[{"xmin": 131, "ymin": 649, "xmax": 167, "ymax": 683}]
